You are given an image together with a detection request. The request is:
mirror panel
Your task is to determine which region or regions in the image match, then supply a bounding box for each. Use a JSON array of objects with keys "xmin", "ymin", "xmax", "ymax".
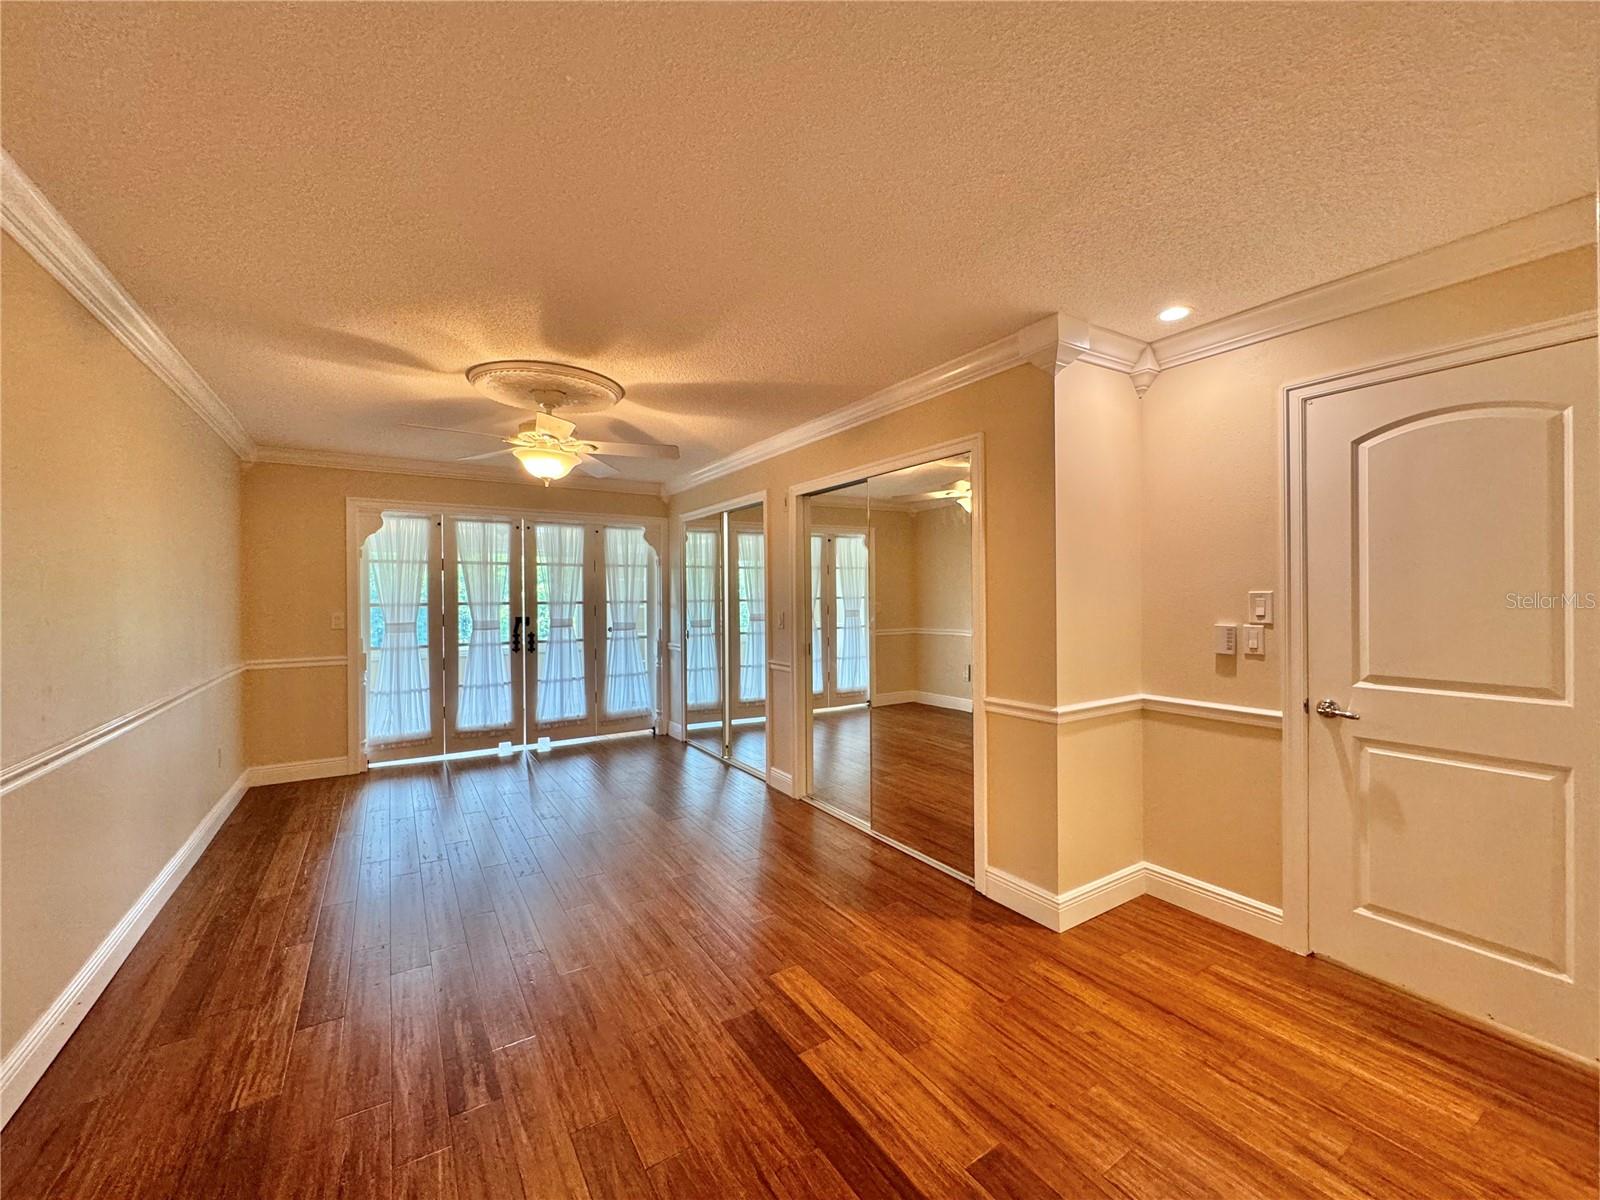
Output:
[
  {"xmin": 806, "ymin": 485, "xmax": 871, "ymax": 821},
  {"xmin": 683, "ymin": 514, "xmax": 724, "ymax": 760},
  {"xmin": 866, "ymin": 454, "xmax": 973, "ymax": 874},
  {"xmin": 681, "ymin": 501, "xmax": 766, "ymax": 775},
  {"xmin": 728, "ymin": 502, "xmax": 767, "ymax": 772}
]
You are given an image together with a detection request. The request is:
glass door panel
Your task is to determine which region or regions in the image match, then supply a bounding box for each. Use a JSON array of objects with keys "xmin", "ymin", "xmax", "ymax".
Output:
[
  {"xmin": 531, "ymin": 522, "xmax": 590, "ymax": 732},
  {"xmin": 444, "ymin": 517, "xmax": 522, "ymax": 753},
  {"xmin": 597, "ymin": 525, "xmax": 659, "ymax": 731},
  {"xmin": 363, "ymin": 512, "xmax": 444, "ymax": 763}
]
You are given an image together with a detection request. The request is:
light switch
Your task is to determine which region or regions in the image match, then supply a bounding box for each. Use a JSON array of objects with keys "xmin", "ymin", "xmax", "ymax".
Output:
[
  {"xmin": 1214, "ymin": 623, "xmax": 1237, "ymax": 656},
  {"xmin": 1248, "ymin": 590, "xmax": 1274, "ymax": 625},
  {"xmin": 1243, "ymin": 623, "xmax": 1265, "ymax": 655},
  {"xmin": 330, "ymin": 611, "xmax": 346, "ymax": 631}
]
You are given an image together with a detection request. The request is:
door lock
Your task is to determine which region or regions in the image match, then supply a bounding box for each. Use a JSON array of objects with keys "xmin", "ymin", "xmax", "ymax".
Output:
[{"xmin": 1315, "ymin": 698, "xmax": 1360, "ymax": 720}]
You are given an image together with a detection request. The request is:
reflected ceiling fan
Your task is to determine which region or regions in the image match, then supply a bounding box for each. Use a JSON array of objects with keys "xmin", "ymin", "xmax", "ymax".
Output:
[
  {"xmin": 403, "ymin": 360, "xmax": 679, "ymax": 484},
  {"xmin": 908, "ymin": 478, "xmax": 972, "ymax": 512}
]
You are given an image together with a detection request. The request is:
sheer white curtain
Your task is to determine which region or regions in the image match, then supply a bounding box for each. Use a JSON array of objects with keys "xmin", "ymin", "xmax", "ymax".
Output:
[
  {"xmin": 737, "ymin": 531, "xmax": 766, "ymax": 703},
  {"xmin": 685, "ymin": 529, "xmax": 720, "ymax": 709},
  {"xmin": 810, "ymin": 534, "xmax": 824, "ymax": 695},
  {"xmin": 455, "ymin": 519, "xmax": 512, "ymax": 731},
  {"xmin": 367, "ymin": 514, "xmax": 432, "ymax": 744},
  {"xmin": 535, "ymin": 523, "xmax": 587, "ymax": 724},
  {"xmin": 834, "ymin": 533, "xmax": 869, "ymax": 693},
  {"xmin": 603, "ymin": 526, "xmax": 654, "ymax": 719}
]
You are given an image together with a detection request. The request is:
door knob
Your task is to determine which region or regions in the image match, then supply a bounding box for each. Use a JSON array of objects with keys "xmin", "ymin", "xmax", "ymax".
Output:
[{"xmin": 1315, "ymin": 698, "xmax": 1360, "ymax": 720}]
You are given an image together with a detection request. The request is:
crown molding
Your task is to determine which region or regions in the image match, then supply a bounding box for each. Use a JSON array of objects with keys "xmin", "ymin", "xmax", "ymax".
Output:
[
  {"xmin": 1149, "ymin": 195, "xmax": 1596, "ymax": 371},
  {"xmin": 1, "ymin": 151, "xmax": 256, "ymax": 459},
  {"xmin": 666, "ymin": 314, "xmax": 1105, "ymax": 496},
  {"xmin": 250, "ymin": 444, "xmax": 665, "ymax": 496}
]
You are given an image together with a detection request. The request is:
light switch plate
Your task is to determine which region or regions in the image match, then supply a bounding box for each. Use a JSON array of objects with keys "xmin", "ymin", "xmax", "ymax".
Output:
[
  {"xmin": 1248, "ymin": 590, "xmax": 1274, "ymax": 625},
  {"xmin": 1243, "ymin": 623, "xmax": 1265, "ymax": 655},
  {"xmin": 1214, "ymin": 622, "xmax": 1237, "ymax": 655},
  {"xmin": 330, "ymin": 611, "xmax": 346, "ymax": 631}
]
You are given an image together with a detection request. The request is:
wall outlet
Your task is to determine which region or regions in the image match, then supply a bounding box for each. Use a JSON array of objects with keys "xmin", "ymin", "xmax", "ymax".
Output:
[
  {"xmin": 330, "ymin": 611, "xmax": 346, "ymax": 631},
  {"xmin": 1214, "ymin": 623, "xmax": 1237, "ymax": 656}
]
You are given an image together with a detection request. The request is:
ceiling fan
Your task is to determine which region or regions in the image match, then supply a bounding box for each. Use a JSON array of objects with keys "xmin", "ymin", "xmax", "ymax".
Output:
[
  {"xmin": 403, "ymin": 360, "xmax": 679, "ymax": 484},
  {"xmin": 908, "ymin": 478, "xmax": 972, "ymax": 512}
]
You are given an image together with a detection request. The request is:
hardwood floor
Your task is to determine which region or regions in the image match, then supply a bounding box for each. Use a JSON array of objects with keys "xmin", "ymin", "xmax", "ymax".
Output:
[
  {"xmin": 812, "ymin": 704, "xmax": 974, "ymax": 876},
  {"xmin": 4, "ymin": 736, "xmax": 1594, "ymax": 1199}
]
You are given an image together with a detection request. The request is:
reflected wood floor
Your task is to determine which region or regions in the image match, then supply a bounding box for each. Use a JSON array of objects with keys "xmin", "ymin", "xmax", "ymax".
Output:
[
  {"xmin": 4, "ymin": 737, "xmax": 1595, "ymax": 1199},
  {"xmin": 812, "ymin": 705, "xmax": 974, "ymax": 876}
]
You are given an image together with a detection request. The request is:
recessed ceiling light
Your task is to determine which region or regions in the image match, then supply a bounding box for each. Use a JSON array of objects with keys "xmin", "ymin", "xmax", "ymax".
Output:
[{"xmin": 1157, "ymin": 305, "xmax": 1193, "ymax": 323}]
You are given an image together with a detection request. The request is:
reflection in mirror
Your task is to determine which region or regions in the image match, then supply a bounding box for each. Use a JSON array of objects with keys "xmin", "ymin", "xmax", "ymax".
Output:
[
  {"xmin": 806, "ymin": 485, "xmax": 871, "ymax": 821},
  {"xmin": 681, "ymin": 501, "xmax": 766, "ymax": 775},
  {"xmin": 727, "ymin": 503, "xmax": 767, "ymax": 772},
  {"xmin": 867, "ymin": 454, "xmax": 974, "ymax": 875},
  {"xmin": 683, "ymin": 514, "xmax": 724, "ymax": 760}
]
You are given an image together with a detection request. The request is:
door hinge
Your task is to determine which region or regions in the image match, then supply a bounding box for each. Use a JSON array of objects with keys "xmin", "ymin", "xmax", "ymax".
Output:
[{"xmin": 1303, "ymin": 697, "xmax": 1310, "ymax": 714}]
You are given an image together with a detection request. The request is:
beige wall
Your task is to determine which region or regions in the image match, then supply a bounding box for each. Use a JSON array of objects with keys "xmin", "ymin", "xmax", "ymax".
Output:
[
  {"xmin": 1053, "ymin": 361, "xmax": 1146, "ymax": 888},
  {"xmin": 241, "ymin": 461, "xmax": 664, "ymax": 767},
  {"xmin": 1140, "ymin": 247, "xmax": 1596, "ymax": 905},
  {"xmin": 1, "ymin": 235, "xmax": 245, "ymax": 1054},
  {"xmin": 669, "ymin": 364, "xmax": 1061, "ymax": 888}
]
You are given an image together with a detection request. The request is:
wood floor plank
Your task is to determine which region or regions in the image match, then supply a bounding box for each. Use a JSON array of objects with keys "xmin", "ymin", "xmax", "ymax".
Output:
[{"xmin": 6, "ymin": 741, "xmax": 1594, "ymax": 1200}]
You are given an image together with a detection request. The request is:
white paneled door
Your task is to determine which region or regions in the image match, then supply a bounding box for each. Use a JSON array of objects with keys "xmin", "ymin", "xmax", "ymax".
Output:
[
  {"xmin": 362, "ymin": 513, "xmax": 659, "ymax": 761},
  {"xmin": 1305, "ymin": 337, "xmax": 1597, "ymax": 1056}
]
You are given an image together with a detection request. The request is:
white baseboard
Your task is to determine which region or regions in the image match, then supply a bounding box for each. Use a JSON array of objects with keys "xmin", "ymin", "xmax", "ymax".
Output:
[
  {"xmin": 983, "ymin": 859, "xmax": 1285, "ymax": 942},
  {"xmin": 1, "ymin": 770, "xmax": 250, "ymax": 1126},
  {"xmin": 985, "ymin": 863, "xmax": 1145, "ymax": 932},
  {"xmin": 1142, "ymin": 863, "xmax": 1286, "ymax": 943},
  {"xmin": 873, "ymin": 690, "xmax": 973, "ymax": 713},
  {"xmin": 766, "ymin": 767, "xmax": 795, "ymax": 795},
  {"xmin": 243, "ymin": 756, "xmax": 353, "ymax": 787}
]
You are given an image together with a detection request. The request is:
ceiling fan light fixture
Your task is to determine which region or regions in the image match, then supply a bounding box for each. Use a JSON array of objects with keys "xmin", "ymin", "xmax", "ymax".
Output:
[{"xmin": 513, "ymin": 445, "xmax": 581, "ymax": 483}]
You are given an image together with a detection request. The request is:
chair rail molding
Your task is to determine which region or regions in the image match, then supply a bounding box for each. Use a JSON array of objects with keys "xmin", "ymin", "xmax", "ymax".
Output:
[
  {"xmin": 982, "ymin": 692, "xmax": 1282, "ymax": 728},
  {"xmin": 0, "ymin": 151, "xmax": 255, "ymax": 459},
  {"xmin": 0, "ymin": 664, "xmax": 246, "ymax": 796}
]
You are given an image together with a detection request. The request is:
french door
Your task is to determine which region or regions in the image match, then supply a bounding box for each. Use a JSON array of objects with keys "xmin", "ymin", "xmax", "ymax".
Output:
[
  {"xmin": 810, "ymin": 531, "xmax": 870, "ymax": 708},
  {"xmin": 363, "ymin": 511, "xmax": 659, "ymax": 762}
]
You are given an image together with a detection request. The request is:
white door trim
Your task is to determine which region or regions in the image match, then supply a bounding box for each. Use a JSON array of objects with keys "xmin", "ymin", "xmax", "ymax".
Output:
[
  {"xmin": 786, "ymin": 433, "xmax": 987, "ymax": 894},
  {"xmin": 1280, "ymin": 312, "xmax": 1598, "ymax": 956}
]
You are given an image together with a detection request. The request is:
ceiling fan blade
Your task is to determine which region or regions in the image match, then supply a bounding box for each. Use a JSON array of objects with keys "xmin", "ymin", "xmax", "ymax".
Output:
[
  {"xmin": 456, "ymin": 448, "xmax": 512, "ymax": 462},
  {"xmin": 400, "ymin": 422, "xmax": 508, "ymax": 442},
  {"xmin": 582, "ymin": 440, "xmax": 681, "ymax": 460},
  {"xmin": 574, "ymin": 453, "xmax": 621, "ymax": 479}
]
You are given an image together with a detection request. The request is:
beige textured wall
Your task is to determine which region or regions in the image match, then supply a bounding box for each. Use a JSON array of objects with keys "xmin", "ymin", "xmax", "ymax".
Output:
[
  {"xmin": 1140, "ymin": 247, "xmax": 1596, "ymax": 904},
  {"xmin": 240, "ymin": 461, "xmax": 664, "ymax": 767},
  {"xmin": 1, "ymin": 236, "xmax": 245, "ymax": 1054},
  {"xmin": 669, "ymin": 364, "xmax": 1059, "ymax": 887},
  {"xmin": 1054, "ymin": 361, "xmax": 1146, "ymax": 888}
]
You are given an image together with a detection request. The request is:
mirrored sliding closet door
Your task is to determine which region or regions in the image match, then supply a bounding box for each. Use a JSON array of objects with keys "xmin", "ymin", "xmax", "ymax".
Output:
[
  {"xmin": 680, "ymin": 499, "xmax": 767, "ymax": 775},
  {"xmin": 804, "ymin": 453, "xmax": 975, "ymax": 877}
]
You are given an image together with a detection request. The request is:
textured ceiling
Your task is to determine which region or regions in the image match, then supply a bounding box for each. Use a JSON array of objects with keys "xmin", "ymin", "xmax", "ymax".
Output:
[{"xmin": 3, "ymin": 3, "xmax": 1595, "ymax": 484}]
